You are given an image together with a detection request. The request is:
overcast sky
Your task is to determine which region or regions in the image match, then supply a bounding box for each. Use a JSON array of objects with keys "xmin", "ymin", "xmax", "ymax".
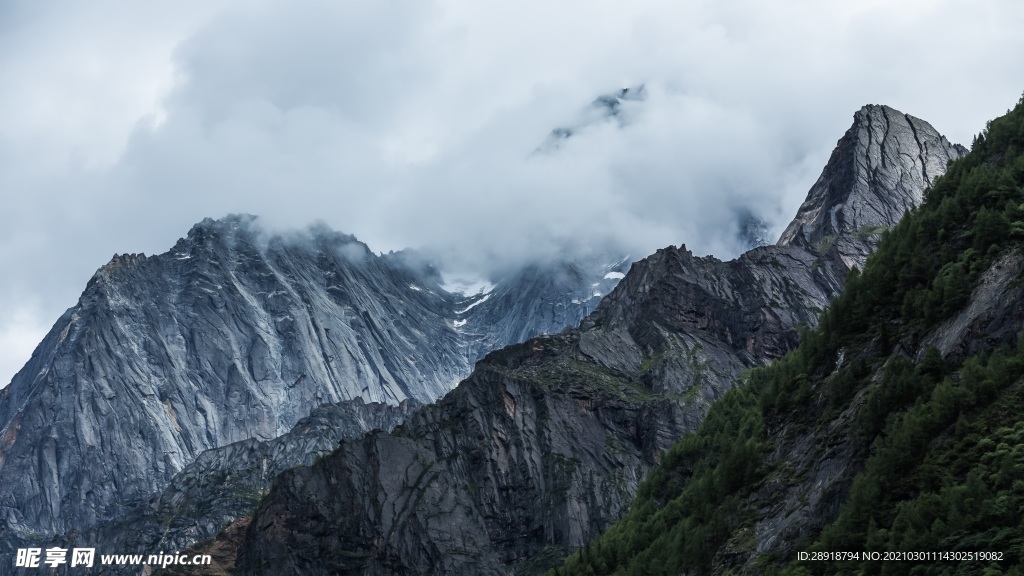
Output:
[{"xmin": 2, "ymin": 0, "xmax": 1023, "ymax": 387}]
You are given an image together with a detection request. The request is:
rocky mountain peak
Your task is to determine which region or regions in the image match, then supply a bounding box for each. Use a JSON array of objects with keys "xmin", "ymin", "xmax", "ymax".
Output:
[
  {"xmin": 180, "ymin": 213, "xmax": 256, "ymax": 246},
  {"xmin": 535, "ymin": 84, "xmax": 648, "ymax": 153},
  {"xmin": 777, "ymin": 104, "xmax": 967, "ymax": 270}
]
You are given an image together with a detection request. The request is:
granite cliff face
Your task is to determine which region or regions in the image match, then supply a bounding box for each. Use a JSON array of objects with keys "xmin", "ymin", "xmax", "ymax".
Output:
[
  {"xmin": 0, "ymin": 218, "xmax": 463, "ymax": 542},
  {"xmin": 73, "ymin": 398, "xmax": 420, "ymax": 565},
  {"xmin": 231, "ymin": 105, "xmax": 966, "ymax": 575},
  {"xmin": 779, "ymin": 105, "xmax": 968, "ymax": 272},
  {"xmin": 0, "ymin": 218, "xmax": 623, "ymax": 549}
]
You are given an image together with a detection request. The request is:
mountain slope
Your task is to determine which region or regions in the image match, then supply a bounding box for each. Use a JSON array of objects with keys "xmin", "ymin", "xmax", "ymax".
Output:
[
  {"xmin": 229, "ymin": 104, "xmax": 964, "ymax": 575},
  {"xmin": 0, "ymin": 218, "xmax": 463, "ymax": 540},
  {"xmin": 77, "ymin": 398, "xmax": 420, "ymax": 565},
  {"xmin": 555, "ymin": 96, "xmax": 1024, "ymax": 575}
]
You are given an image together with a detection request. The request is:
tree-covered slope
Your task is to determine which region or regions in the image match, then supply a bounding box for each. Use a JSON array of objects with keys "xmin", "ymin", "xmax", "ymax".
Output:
[{"xmin": 554, "ymin": 95, "xmax": 1024, "ymax": 576}]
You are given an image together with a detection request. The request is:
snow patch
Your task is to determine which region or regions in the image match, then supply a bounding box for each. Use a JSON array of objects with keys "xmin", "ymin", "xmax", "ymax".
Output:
[
  {"xmin": 453, "ymin": 319, "xmax": 467, "ymax": 328},
  {"xmin": 603, "ymin": 272, "xmax": 625, "ymax": 280},
  {"xmin": 408, "ymin": 285, "xmax": 423, "ymax": 292},
  {"xmin": 456, "ymin": 293, "xmax": 492, "ymax": 314},
  {"xmin": 604, "ymin": 255, "xmax": 631, "ymax": 270}
]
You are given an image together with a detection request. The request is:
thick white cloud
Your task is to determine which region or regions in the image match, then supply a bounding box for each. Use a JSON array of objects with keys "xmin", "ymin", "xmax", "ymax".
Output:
[{"xmin": 2, "ymin": 0, "xmax": 1024, "ymax": 387}]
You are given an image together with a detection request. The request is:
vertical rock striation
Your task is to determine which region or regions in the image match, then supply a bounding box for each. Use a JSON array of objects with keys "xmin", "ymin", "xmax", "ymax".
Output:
[
  {"xmin": 779, "ymin": 105, "xmax": 967, "ymax": 279},
  {"xmin": 69, "ymin": 398, "xmax": 421, "ymax": 566}
]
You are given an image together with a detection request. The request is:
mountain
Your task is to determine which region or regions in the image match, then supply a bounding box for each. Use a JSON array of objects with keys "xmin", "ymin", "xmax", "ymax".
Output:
[
  {"xmin": 554, "ymin": 99, "xmax": 1024, "ymax": 574},
  {"xmin": 534, "ymin": 85, "xmax": 647, "ymax": 154},
  {"xmin": 0, "ymin": 217, "xmax": 624, "ymax": 548},
  {"xmin": 452, "ymin": 258, "xmax": 629, "ymax": 364},
  {"xmin": 737, "ymin": 212, "xmax": 771, "ymax": 250},
  {"xmin": 227, "ymin": 105, "xmax": 966, "ymax": 575}
]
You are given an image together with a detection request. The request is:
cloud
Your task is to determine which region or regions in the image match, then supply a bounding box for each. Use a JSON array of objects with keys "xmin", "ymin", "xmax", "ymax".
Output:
[
  {"xmin": 2, "ymin": 0, "xmax": 1024, "ymax": 386},
  {"xmin": 0, "ymin": 302, "xmax": 51, "ymax": 387}
]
